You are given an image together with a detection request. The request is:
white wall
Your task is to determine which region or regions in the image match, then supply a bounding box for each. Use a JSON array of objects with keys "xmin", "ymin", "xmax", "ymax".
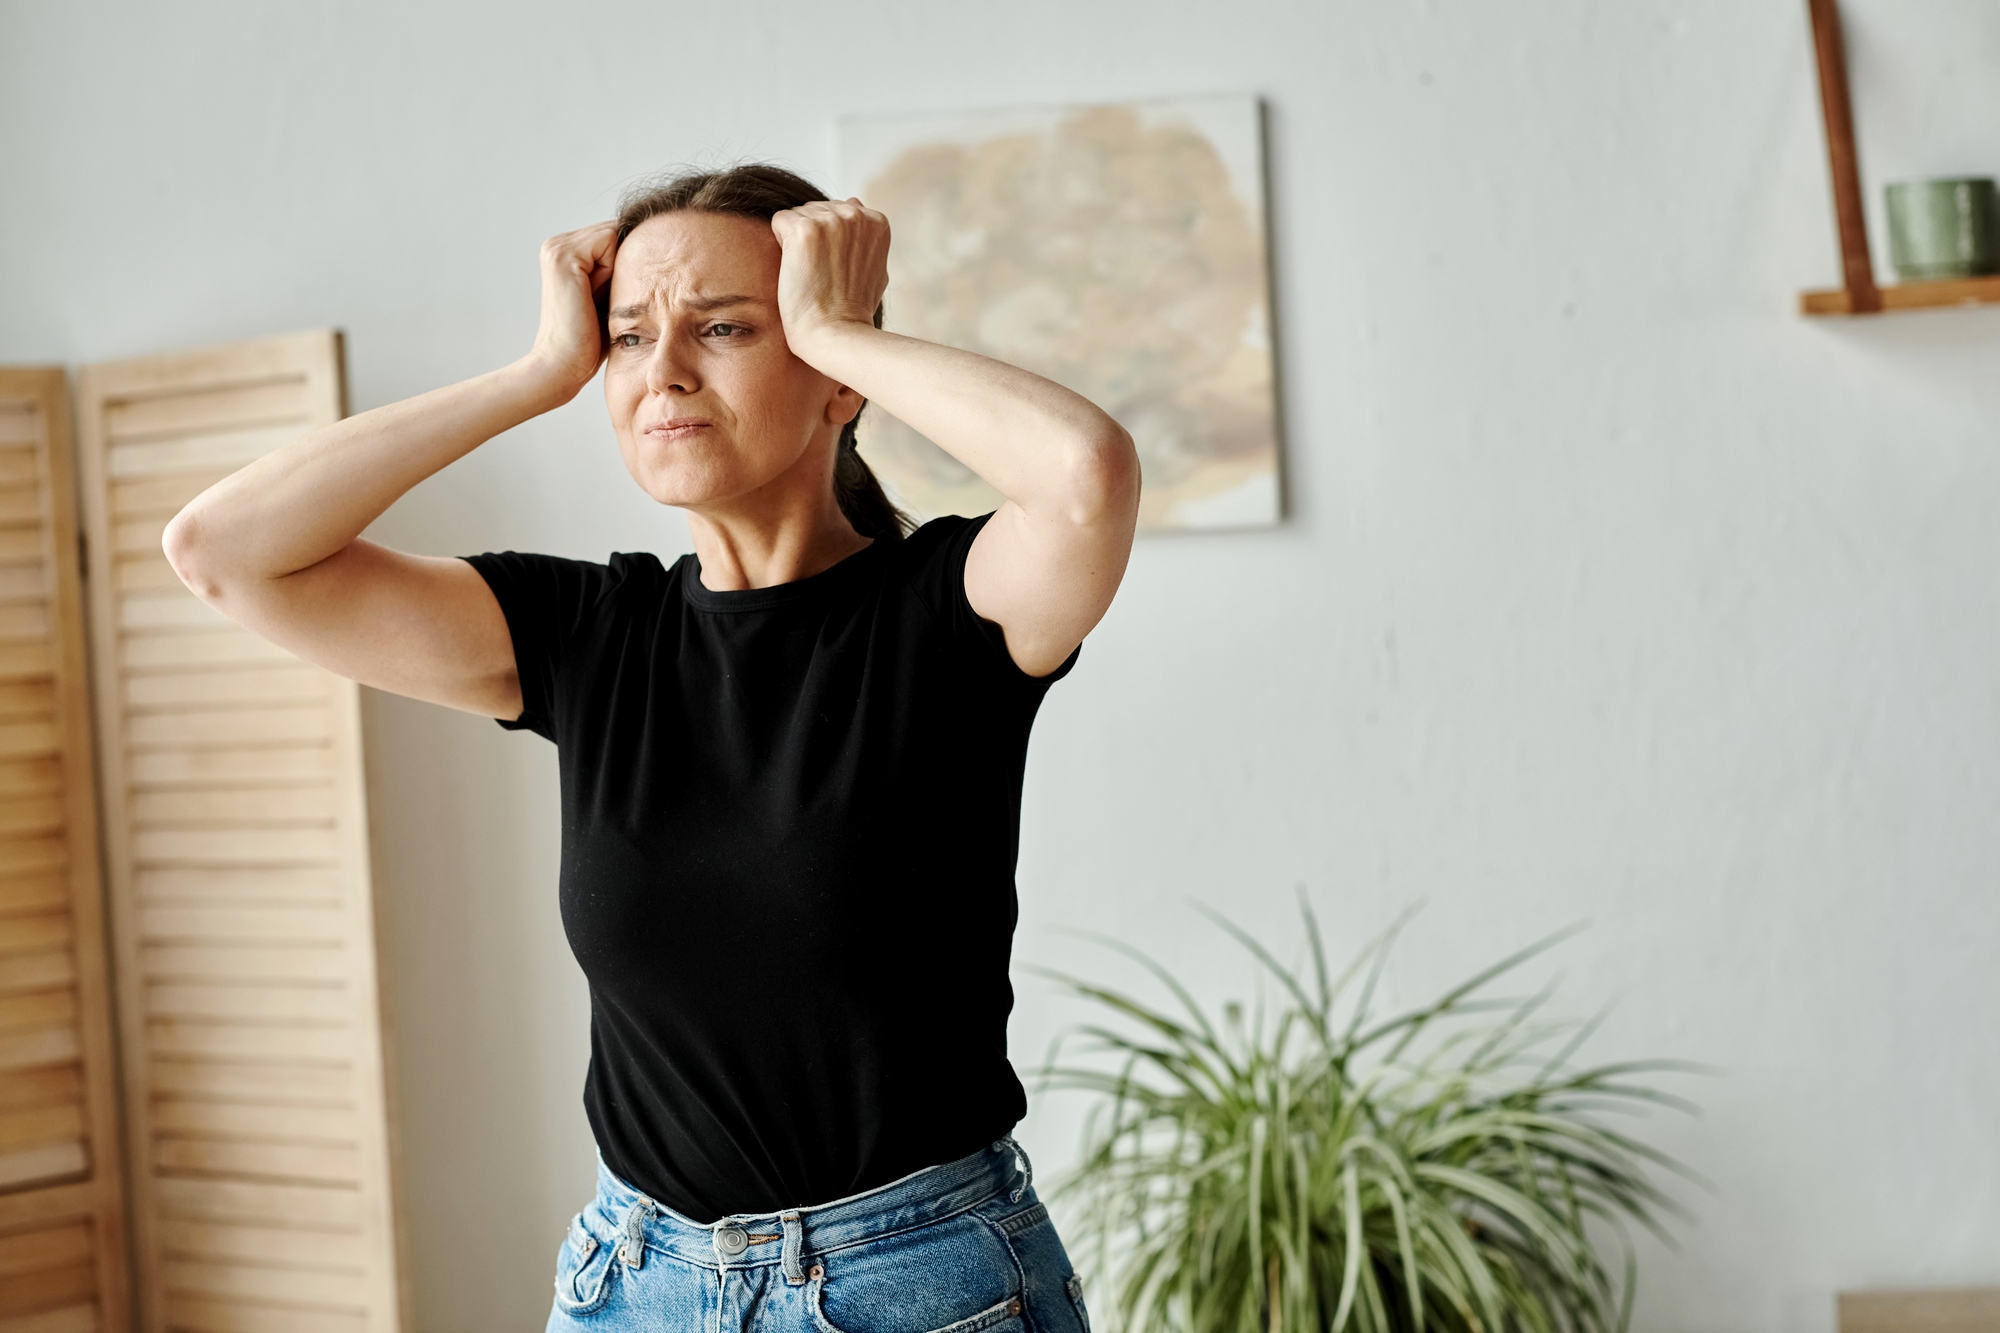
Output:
[{"xmin": 5, "ymin": 2, "xmax": 1998, "ymax": 1329}]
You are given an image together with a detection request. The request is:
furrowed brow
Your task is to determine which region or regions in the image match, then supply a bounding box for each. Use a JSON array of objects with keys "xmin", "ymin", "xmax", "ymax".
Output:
[
  {"xmin": 607, "ymin": 294, "xmax": 761, "ymax": 323},
  {"xmin": 685, "ymin": 294, "xmax": 760, "ymax": 314}
]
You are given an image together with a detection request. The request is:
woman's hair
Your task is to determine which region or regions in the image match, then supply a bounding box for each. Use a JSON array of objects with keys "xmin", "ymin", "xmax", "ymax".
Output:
[{"xmin": 614, "ymin": 164, "xmax": 913, "ymax": 543}]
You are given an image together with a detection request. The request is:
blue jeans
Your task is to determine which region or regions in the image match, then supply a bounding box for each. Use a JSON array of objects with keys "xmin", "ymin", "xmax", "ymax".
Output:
[{"xmin": 547, "ymin": 1139, "xmax": 1091, "ymax": 1332}]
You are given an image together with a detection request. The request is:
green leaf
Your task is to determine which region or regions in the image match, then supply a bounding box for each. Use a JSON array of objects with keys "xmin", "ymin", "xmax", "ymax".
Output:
[{"xmin": 1045, "ymin": 897, "xmax": 1697, "ymax": 1333}]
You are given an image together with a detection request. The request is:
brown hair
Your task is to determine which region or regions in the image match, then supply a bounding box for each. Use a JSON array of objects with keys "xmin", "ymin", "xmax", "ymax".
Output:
[{"xmin": 613, "ymin": 164, "xmax": 912, "ymax": 543}]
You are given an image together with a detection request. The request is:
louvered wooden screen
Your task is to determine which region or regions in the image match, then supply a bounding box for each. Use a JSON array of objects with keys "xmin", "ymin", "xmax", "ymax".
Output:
[
  {"xmin": 73, "ymin": 333, "xmax": 405, "ymax": 1333},
  {"xmin": 0, "ymin": 369, "xmax": 130, "ymax": 1333}
]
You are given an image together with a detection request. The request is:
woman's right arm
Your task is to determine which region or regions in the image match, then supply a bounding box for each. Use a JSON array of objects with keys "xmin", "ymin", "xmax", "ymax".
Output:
[{"xmin": 162, "ymin": 222, "xmax": 618, "ymax": 720}]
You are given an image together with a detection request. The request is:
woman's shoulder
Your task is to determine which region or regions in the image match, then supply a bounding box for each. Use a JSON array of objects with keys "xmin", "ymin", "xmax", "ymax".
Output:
[
  {"xmin": 604, "ymin": 550, "xmax": 677, "ymax": 582},
  {"xmin": 464, "ymin": 548, "xmax": 681, "ymax": 622},
  {"xmin": 467, "ymin": 547, "xmax": 673, "ymax": 580},
  {"xmin": 877, "ymin": 513, "xmax": 992, "ymax": 617},
  {"xmin": 888, "ymin": 513, "xmax": 988, "ymax": 571}
]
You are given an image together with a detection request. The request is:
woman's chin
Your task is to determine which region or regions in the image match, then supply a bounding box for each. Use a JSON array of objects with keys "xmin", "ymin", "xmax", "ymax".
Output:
[
  {"xmin": 617, "ymin": 448, "xmax": 716, "ymax": 502},
  {"xmin": 629, "ymin": 466, "xmax": 755, "ymax": 512},
  {"xmin": 623, "ymin": 446, "xmax": 819, "ymax": 514},
  {"xmin": 636, "ymin": 480, "xmax": 722, "ymax": 510}
]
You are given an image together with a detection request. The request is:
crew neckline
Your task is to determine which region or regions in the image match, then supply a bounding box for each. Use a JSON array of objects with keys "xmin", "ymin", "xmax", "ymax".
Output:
[{"xmin": 678, "ymin": 538, "xmax": 884, "ymax": 613}]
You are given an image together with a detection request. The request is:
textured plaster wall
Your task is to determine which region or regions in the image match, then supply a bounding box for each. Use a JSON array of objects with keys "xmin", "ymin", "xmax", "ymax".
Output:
[{"xmin": 3, "ymin": 2, "xmax": 1998, "ymax": 1330}]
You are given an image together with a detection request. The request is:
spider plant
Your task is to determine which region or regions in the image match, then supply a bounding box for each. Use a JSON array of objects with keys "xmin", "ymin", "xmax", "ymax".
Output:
[{"xmin": 1037, "ymin": 898, "xmax": 1700, "ymax": 1333}]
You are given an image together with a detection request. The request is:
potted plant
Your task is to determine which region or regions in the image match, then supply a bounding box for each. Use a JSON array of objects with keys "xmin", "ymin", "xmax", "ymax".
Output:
[{"xmin": 1039, "ymin": 898, "xmax": 1699, "ymax": 1333}]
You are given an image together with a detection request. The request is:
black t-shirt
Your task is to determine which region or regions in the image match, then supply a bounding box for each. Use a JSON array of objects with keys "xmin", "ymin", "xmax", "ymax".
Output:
[{"xmin": 464, "ymin": 514, "xmax": 1072, "ymax": 1222}]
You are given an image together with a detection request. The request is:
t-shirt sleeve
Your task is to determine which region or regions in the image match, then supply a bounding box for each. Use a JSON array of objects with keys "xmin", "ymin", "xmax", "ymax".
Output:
[
  {"xmin": 902, "ymin": 513, "xmax": 1082, "ymax": 693},
  {"xmin": 460, "ymin": 550, "xmax": 618, "ymax": 741}
]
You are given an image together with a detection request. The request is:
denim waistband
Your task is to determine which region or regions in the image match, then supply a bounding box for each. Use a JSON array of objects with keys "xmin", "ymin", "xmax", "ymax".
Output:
[{"xmin": 586, "ymin": 1139, "xmax": 1035, "ymax": 1275}]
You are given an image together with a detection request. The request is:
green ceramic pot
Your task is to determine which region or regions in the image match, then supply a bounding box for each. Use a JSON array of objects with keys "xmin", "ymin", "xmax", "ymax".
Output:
[{"xmin": 1885, "ymin": 177, "xmax": 1999, "ymax": 281}]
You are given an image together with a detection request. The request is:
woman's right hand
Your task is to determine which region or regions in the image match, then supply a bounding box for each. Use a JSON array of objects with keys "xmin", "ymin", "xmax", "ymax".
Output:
[
  {"xmin": 162, "ymin": 221, "xmax": 628, "ymax": 726},
  {"xmin": 527, "ymin": 221, "xmax": 620, "ymax": 400}
]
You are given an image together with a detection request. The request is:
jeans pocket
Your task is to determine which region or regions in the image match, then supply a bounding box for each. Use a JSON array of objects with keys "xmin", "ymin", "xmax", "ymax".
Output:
[
  {"xmin": 1065, "ymin": 1273, "xmax": 1091, "ymax": 1333},
  {"xmin": 552, "ymin": 1214, "xmax": 617, "ymax": 1316},
  {"xmin": 809, "ymin": 1262, "xmax": 1026, "ymax": 1333},
  {"xmin": 928, "ymin": 1297, "xmax": 1028, "ymax": 1333},
  {"xmin": 983, "ymin": 1195, "xmax": 1089, "ymax": 1333}
]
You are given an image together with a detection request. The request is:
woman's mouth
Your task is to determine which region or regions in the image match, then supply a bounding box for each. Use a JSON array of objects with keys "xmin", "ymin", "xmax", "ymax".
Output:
[{"xmin": 645, "ymin": 418, "xmax": 713, "ymax": 439}]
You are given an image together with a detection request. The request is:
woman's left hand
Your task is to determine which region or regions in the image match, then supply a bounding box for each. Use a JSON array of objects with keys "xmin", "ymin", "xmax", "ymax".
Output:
[
  {"xmin": 768, "ymin": 195, "xmax": 1137, "ymax": 678},
  {"xmin": 770, "ymin": 199, "xmax": 891, "ymax": 353}
]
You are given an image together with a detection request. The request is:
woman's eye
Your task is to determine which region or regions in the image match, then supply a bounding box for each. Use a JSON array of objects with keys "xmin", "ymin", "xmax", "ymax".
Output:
[
  {"xmin": 612, "ymin": 333, "xmax": 644, "ymax": 348},
  {"xmin": 707, "ymin": 323, "xmax": 744, "ymax": 338}
]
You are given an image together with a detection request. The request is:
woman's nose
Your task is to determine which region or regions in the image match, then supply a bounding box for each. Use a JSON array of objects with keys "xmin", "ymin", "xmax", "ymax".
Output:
[{"xmin": 644, "ymin": 332, "xmax": 698, "ymax": 396}]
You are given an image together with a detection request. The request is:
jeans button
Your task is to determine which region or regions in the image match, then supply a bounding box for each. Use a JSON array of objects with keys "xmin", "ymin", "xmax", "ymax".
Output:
[{"xmin": 715, "ymin": 1225, "xmax": 748, "ymax": 1257}]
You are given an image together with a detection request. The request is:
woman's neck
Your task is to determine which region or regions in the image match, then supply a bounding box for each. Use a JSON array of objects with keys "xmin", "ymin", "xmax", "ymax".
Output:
[{"xmin": 684, "ymin": 486, "xmax": 871, "ymax": 592}]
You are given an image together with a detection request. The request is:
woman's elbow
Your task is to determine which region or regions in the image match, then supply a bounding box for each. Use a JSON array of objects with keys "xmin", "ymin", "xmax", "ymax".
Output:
[
  {"xmin": 1057, "ymin": 422, "xmax": 1141, "ymax": 529},
  {"xmin": 161, "ymin": 506, "xmax": 228, "ymax": 604}
]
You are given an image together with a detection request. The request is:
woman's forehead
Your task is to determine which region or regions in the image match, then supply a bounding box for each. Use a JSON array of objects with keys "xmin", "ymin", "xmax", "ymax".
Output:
[{"xmin": 610, "ymin": 212, "xmax": 778, "ymax": 309}]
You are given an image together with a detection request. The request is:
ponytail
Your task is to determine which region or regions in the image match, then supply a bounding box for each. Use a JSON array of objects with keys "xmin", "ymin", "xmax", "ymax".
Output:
[
  {"xmin": 831, "ymin": 298, "xmax": 911, "ymax": 542},
  {"xmin": 833, "ymin": 411, "xmax": 912, "ymax": 542}
]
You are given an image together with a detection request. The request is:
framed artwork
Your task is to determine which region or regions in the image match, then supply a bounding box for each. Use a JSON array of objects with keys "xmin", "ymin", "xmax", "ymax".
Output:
[{"xmin": 839, "ymin": 93, "xmax": 1283, "ymax": 532}]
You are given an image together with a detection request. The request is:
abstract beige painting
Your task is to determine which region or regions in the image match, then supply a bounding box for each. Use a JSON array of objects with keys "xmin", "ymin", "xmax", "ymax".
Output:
[{"xmin": 839, "ymin": 94, "xmax": 1282, "ymax": 531}]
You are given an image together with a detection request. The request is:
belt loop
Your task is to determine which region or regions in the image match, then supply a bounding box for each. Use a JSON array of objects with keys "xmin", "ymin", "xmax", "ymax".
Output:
[
  {"xmin": 780, "ymin": 1209, "xmax": 805, "ymax": 1284},
  {"xmin": 620, "ymin": 1200, "xmax": 652, "ymax": 1269},
  {"xmin": 1005, "ymin": 1137, "xmax": 1032, "ymax": 1203}
]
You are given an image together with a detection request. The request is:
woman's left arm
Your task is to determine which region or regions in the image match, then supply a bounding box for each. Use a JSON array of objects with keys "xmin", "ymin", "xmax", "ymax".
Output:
[{"xmin": 773, "ymin": 201, "xmax": 1141, "ymax": 678}]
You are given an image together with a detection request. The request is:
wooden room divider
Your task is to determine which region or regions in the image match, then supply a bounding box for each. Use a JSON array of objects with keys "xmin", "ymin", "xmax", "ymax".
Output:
[
  {"xmin": 70, "ymin": 332, "xmax": 405, "ymax": 1333},
  {"xmin": 0, "ymin": 370, "xmax": 130, "ymax": 1333}
]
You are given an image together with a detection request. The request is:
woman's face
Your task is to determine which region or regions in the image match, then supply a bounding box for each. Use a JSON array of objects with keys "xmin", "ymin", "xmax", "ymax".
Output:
[{"xmin": 602, "ymin": 211, "xmax": 857, "ymax": 510}]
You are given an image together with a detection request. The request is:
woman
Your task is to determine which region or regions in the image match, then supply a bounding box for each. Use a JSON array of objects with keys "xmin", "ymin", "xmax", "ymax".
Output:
[{"xmin": 164, "ymin": 164, "xmax": 1139, "ymax": 1332}]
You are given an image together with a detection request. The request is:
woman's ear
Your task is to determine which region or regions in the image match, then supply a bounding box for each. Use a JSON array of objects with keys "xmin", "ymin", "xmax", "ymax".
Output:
[{"xmin": 825, "ymin": 382, "xmax": 864, "ymax": 427}]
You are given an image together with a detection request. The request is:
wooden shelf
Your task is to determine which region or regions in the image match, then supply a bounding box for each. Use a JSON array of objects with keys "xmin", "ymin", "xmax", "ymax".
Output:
[
  {"xmin": 1802, "ymin": 273, "xmax": 2000, "ymax": 316},
  {"xmin": 1796, "ymin": 2, "xmax": 1999, "ymax": 318}
]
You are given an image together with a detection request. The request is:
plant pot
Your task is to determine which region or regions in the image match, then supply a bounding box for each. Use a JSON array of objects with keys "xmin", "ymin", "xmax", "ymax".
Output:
[{"xmin": 1885, "ymin": 177, "xmax": 2000, "ymax": 281}]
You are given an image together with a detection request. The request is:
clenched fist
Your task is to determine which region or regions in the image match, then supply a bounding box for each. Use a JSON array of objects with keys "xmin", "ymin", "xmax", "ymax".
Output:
[
  {"xmin": 770, "ymin": 199, "xmax": 891, "ymax": 355},
  {"xmin": 527, "ymin": 220, "xmax": 620, "ymax": 400}
]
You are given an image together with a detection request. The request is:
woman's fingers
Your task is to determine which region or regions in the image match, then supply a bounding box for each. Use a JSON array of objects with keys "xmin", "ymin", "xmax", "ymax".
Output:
[
  {"xmin": 772, "ymin": 200, "xmax": 887, "ymax": 241},
  {"xmin": 541, "ymin": 221, "xmax": 619, "ymax": 284},
  {"xmin": 527, "ymin": 222, "xmax": 620, "ymax": 397},
  {"xmin": 580, "ymin": 220, "xmax": 619, "ymax": 290},
  {"xmin": 772, "ymin": 200, "xmax": 891, "ymax": 348}
]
